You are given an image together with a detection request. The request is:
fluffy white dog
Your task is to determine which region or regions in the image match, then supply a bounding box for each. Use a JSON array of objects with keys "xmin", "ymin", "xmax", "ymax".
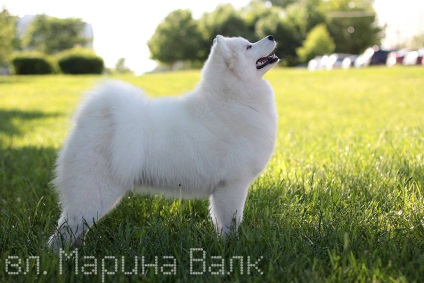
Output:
[{"xmin": 48, "ymin": 35, "xmax": 279, "ymax": 250}]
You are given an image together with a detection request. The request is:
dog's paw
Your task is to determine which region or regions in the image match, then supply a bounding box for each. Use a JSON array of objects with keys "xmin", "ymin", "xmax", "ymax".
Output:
[{"xmin": 47, "ymin": 233, "xmax": 65, "ymax": 253}]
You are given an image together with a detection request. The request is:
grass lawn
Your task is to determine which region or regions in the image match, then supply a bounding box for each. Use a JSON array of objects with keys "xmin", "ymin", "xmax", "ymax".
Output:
[{"xmin": 0, "ymin": 67, "xmax": 423, "ymax": 282}]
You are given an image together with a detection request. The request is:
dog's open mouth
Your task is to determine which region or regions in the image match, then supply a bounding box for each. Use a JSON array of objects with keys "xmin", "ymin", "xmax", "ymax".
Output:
[{"xmin": 256, "ymin": 53, "xmax": 279, "ymax": 70}]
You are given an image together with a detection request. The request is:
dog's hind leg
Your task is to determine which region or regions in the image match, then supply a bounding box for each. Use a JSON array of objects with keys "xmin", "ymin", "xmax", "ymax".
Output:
[
  {"xmin": 48, "ymin": 179, "xmax": 125, "ymax": 251},
  {"xmin": 48, "ymin": 130, "xmax": 128, "ymax": 251}
]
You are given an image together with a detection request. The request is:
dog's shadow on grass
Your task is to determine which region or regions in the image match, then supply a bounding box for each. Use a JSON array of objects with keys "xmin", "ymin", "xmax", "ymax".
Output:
[{"xmin": 0, "ymin": 109, "xmax": 62, "ymax": 136}]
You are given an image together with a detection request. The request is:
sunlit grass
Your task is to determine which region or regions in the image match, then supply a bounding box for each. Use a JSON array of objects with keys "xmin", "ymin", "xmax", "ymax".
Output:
[{"xmin": 1, "ymin": 67, "xmax": 423, "ymax": 282}]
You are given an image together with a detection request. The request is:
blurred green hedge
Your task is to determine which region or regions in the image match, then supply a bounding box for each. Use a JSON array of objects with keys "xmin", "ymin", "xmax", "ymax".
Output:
[
  {"xmin": 57, "ymin": 49, "xmax": 104, "ymax": 74},
  {"xmin": 11, "ymin": 52, "xmax": 55, "ymax": 75},
  {"xmin": 10, "ymin": 49, "xmax": 104, "ymax": 75}
]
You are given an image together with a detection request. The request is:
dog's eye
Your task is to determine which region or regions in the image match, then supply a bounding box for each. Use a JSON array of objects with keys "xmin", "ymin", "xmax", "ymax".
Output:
[{"xmin": 246, "ymin": 45, "xmax": 252, "ymax": 50}]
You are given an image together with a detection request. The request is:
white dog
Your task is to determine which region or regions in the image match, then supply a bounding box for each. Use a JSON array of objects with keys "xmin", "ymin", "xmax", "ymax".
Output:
[{"xmin": 48, "ymin": 35, "xmax": 279, "ymax": 250}]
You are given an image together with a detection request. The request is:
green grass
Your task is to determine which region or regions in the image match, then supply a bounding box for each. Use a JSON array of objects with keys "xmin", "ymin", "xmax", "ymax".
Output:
[{"xmin": 1, "ymin": 67, "xmax": 423, "ymax": 282}]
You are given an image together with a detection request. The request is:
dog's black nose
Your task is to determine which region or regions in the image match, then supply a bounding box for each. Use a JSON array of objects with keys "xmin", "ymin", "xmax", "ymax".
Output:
[{"xmin": 267, "ymin": 35, "xmax": 274, "ymax": 41}]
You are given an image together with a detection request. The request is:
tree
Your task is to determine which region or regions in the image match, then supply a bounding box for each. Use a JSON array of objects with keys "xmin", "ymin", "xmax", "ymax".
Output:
[
  {"xmin": 147, "ymin": 0, "xmax": 384, "ymax": 67},
  {"xmin": 248, "ymin": 0, "xmax": 327, "ymax": 66},
  {"xmin": 283, "ymin": 0, "xmax": 326, "ymax": 35},
  {"xmin": 325, "ymin": 0, "xmax": 384, "ymax": 54},
  {"xmin": 148, "ymin": 9, "xmax": 203, "ymax": 67},
  {"xmin": 115, "ymin": 58, "xmax": 132, "ymax": 74},
  {"xmin": 243, "ymin": 1, "xmax": 281, "ymax": 40},
  {"xmin": 245, "ymin": 2, "xmax": 303, "ymax": 66},
  {"xmin": 301, "ymin": 0, "xmax": 327, "ymax": 32},
  {"xmin": 22, "ymin": 15, "xmax": 89, "ymax": 54},
  {"xmin": 410, "ymin": 33, "xmax": 424, "ymax": 50},
  {"xmin": 261, "ymin": 0, "xmax": 297, "ymax": 9},
  {"xmin": 297, "ymin": 24, "xmax": 335, "ymax": 63},
  {"xmin": 0, "ymin": 8, "xmax": 18, "ymax": 66},
  {"xmin": 198, "ymin": 4, "xmax": 252, "ymax": 59},
  {"xmin": 254, "ymin": 12, "xmax": 301, "ymax": 66}
]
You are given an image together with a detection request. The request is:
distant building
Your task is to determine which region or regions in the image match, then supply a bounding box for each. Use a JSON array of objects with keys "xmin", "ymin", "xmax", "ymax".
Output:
[{"xmin": 82, "ymin": 24, "xmax": 94, "ymax": 48}]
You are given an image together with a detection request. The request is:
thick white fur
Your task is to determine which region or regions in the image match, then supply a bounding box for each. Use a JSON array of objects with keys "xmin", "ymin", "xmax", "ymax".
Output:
[{"xmin": 48, "ymin": 35, "xmax": 279, "ymax": 250}]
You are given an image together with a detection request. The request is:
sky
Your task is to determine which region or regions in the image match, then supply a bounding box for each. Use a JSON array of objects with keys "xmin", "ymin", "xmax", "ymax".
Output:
[
  {"xmin": 0, "ymin": 0, "xmax": 250, "ymax": 74},
  {"xmin": 1, "ymin": 0, "xmax": 424, "ymax": 74},
  {"xmin": 373, "ymin": 0, "xmax": 424, "ymax": 49}
]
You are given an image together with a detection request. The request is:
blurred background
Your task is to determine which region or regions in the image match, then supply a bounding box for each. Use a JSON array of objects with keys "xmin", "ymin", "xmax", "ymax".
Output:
[{"xmin": 0, "ymin": 0, "xmax": 423, "ymax": 75}]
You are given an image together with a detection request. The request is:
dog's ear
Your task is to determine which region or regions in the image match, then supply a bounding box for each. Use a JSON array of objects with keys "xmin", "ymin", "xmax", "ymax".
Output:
[
  {"xmin": 213, "ymin": 35, "xmax": 226, "ymax": 50},
  {"xmin": 214, "ymin": 35, "xmax": 223, "ymax": 44},
  {"xmin": 213, "ymin": 35, "xmax": 236, "ymax": 70},
  {"xmin": 213, "ymin": 35, "xmax": 229, "ymax": 56}
]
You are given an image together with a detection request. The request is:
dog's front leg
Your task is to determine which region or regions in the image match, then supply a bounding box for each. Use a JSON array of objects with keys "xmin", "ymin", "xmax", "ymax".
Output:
[{"xmin": 208, "ymin": 181, "xmax": 249, "ymax": 236}]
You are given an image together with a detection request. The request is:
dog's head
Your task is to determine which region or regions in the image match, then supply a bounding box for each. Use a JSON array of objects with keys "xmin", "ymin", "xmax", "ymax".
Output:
[{"xmin": 208, "ymin": 35, "xmax": 279, "ymax": 79}]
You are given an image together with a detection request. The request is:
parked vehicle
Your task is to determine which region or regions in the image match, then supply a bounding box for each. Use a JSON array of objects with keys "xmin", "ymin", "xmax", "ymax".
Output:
[
  {"xmin": 342, "ymin": 55, "xmax": 358, "ymax": 69},
  {"xmin": 402, "ymin": 48, "xmax": 424, "ymax": 65},
  {"xmin": 386, "ymin": 49, "xmax": 408, "ymax": 66},
  {"xmin": 308, "ymin": 56, "xmax": 321, "ymax": 71},
  {"xmin": 369, "ymin": 50, "xmax": 390, "ymax": 65},
  {"xmin": 354, "ymin": 54, "xmax": 367, "ymax": 68},
  {"xmin": 355, "ymin": 46, "xmax": 390, "ymax": 67},
  {"xmin": 308, "ymin": 55, "xmax": 329, "ymax": 71},
  {"xmin": 326, "ymin": 53, "xmax": 354, "ymax": 70},
  {"xmin": 308, "ymin": 54, "xmax": 357, "ymax": 71}
]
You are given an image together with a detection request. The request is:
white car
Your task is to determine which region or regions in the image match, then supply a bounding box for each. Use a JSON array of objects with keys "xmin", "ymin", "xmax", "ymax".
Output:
[{"xmin": 402, "ymin": 48, "xmax": 424, "ymax": 65}]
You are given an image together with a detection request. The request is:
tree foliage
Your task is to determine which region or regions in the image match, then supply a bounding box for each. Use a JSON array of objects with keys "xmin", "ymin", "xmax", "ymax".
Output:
[
  {"xmin": 197, "ymin": 4, "xmax": 253, "ymax": 60},
  {"xmin": 3, "ymin": 0, "xmax": 385, "ymax": 70},
  {"xmin": 410, "ymin": 33, "xmax": 424, "ymax": 50},
  {"xmin": 22, "ymin": 15, "xmax": 89, "ymax": 54},
  {"xmin": 325, "ymin": 0, "xmax": 384, "ymax": 54},
  {"xmin": 297, "ymin": 24, "xmax": 336, "ymax": 63},
  {"xmin": 148, "ymin": 9, "xmax": 203, "ymax": 67},
  {"xmin": 115, "ymin": 58, "xmax": 132, "ymax": 74},
  {"xmin": 199, "ymin": 4, "xmax": 247, "ymax": 39},
  {"xmin": 250, "ymin": 7, "xmax": 301, "ymax": 66},
  {"xmin": 146, "ymin": 0, "xmax": 383, "ymax": 66},
  {"xmin": 262, "ymin": 0, "xmax": 297, "ymax": 9},
  {"xmin": 0, "ymin": 8, "xmax": 18, "ymax": 66}
]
